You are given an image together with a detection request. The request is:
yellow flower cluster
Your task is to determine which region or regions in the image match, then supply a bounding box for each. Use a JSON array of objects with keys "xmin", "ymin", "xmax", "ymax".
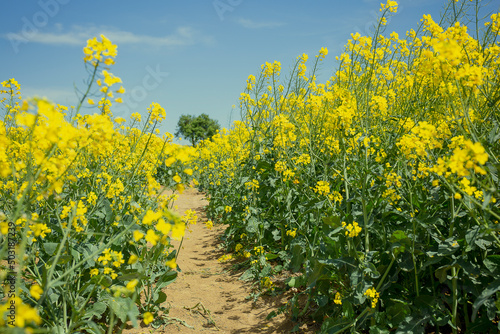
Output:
[
  {"xmin": 0, "ymin": 33, "xmax": 199, "ymax": 332},
  {"xmin": 97, "ymin": 248, "xmax": 125, "ymax": 268},
  {"xmin": 261, "ymin": 276, "xmax": 273, "ymax": 289},
  {"xmin": 60, "ymin": 200, "xmax": 89, "ymax": 232},
  {"xmin": 0, "ymin": 297, "xmax": 42, "ymax": 328},
  {"xmin": 30, "ymin": 285, "xmax": 43, "ymax": 300},
  {"xmin": 191, "ymin": 2, "xmax": 500, "ymax": 330},
  {"xmin": 111, "ymin": 279, "xmax": 139, "ymax": 298},
  {"xmin": 147, "ymin": 102, "xmax": 166, "ymax": 124},
  {"xmin": 27, "ymin": 222, "xmax": 51, "ymax": 242},
  {"xmin": 342, "ymin": 221, "xmax": 362, "ymax": 238},
  {"xmin": 254, "ymin": 246, "xmax": 265, "ymax": 255},
  {"xmin": 245, "ymin": 179, "xmax": 259, "ymax": 191},
  {"xmin": 286, "ymin": 228, "xmax": 297, "ymax": 238},
  {"xmin": 218, "ymin": 254, "xmax": 233, "ymax": 262},
  {"xmin": 261, "ymin": 60, "xmax": 281, "ymax": 78},
  {"xmin": 334, "ymin": 292, "xmax": 342, "ymax": 305},
  {"xmin": 83, "ymin": 34, "xmax": 117, "ymax": 66},
  {"xmin": 380, "ymin": 0, "xmax": 398, "ymax": 13},
  {"xmin": 205, "ymin": 220, "xmax": 214, "ymax": 230},
  {"xmin": 433, "ymin": 140, "xmax": 488, "ymax": 177},
  {"xmin": 182, "ymin": 209, "xmax": 198, "ymax": 233},
  {"xmin": 364, "ymin": 287, "xmax": 380, "ymax": 308},
  {"xmin": 314, "ymin": 180, "xmax": 330, "ymax": 196}
]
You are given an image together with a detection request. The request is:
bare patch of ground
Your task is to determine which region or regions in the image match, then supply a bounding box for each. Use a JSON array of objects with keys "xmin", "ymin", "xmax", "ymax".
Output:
[{"xmin": 123, "ymin": 187, "xmax": 317, "ymax": 334}]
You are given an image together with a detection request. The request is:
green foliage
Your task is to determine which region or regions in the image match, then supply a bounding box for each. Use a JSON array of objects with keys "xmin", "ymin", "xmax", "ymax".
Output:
[
  {"xmin": 175, "ymin": 114, "xmax": 220, "ymax": 146},
  {"xmin": 0, "ymin": 36, "xmax": 194, "ymax": 333},
  {"xmin": 194, "ymin": 0, "xmax": 500, "ymax": 332}
]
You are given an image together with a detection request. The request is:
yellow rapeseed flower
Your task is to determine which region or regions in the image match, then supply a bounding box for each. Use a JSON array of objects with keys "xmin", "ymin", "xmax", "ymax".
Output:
[
  {"xmin": 143, "ymin": 312, "xmax": 154, "ymax": 325},
  {"xmin": 30, "ymin": 285, "xmax": 43, "ymax": 300},
  {"xmin": 126, "ymin": 279, "xmax": 138, "ymax": 292},
  {"xmin": 205, "ymin": 220, "xmax": 213, "ymax": 230},
  {"xmin": 133, "ymin": 230, "xmax": 144, "ymax": 242},
  {"xmin": 334, "ymin": 292, "xmax": 342, "ymax": 305},
  {"xmin": 145, "ymin": 229, "xmax": 160, "ymax": 246},
  {"xmin": 364, "ymin": 287, "xmax": 380, "ymax": 308},
  {"xmin": 166, "ymin": 258, "xmax": 177, "ymax": 269},
  {"xmin": 128, "ymin": 254, "xmax": 139, "ymax": 264}
]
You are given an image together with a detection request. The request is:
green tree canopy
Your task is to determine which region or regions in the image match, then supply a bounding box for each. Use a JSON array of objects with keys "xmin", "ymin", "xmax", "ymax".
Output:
[{"xmin": 175, "ymin": 113, "xmax": 220, "ymax": 146}]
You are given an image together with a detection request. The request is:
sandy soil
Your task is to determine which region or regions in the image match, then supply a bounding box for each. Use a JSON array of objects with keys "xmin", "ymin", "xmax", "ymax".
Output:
[{"xmin": 123, "ymin": 187, "xmax": 317, "ymax": 334}]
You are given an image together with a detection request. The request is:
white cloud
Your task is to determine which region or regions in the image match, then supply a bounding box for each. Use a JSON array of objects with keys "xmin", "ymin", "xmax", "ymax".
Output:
[
  {"xmin": 21, "ymin": 87, "xmax": 77, "ymax": 105},
  {"xmin": 4, "ymin": 24, "xmax": 214, "ymax": 48},
  {"xmin": 235, "ymin": 18, "xmax": 285, "ymax": 29}
]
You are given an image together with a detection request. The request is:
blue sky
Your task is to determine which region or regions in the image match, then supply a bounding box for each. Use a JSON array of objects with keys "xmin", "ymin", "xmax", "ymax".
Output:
[{"xmin": 1, "ymin": 0, "xmax": 498, "ymax": 143}]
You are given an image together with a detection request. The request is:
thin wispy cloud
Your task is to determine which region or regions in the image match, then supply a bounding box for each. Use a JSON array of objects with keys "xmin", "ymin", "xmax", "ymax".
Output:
[
  {"xmin": 4, "ymin": 24, "xmax": 214, "ymax": 47},
  {"xmin": 21, "ymin": 87, "xmax": 77, "ymax": 104},
  {"xmin": 235, "ymin": 18, "xmax": 285, "ymax": 29}
]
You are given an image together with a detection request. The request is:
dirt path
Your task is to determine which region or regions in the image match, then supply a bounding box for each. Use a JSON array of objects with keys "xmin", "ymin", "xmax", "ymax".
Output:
[
  {"xmin": 162, "ymin": 187, "xmax": 301, "ymax": 333},
  {"xmin": 125, "ymin": 187, "xmax": 315, "ymax": 333}
]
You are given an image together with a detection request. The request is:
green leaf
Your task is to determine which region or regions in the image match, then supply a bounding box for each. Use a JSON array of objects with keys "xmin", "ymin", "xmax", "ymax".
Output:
[
  {"xmin": 307, "ymin": 260, "xmax": 326, "ymax": 287},
  {"xmin": 290, "ymin": 244, "xmax": 305, "ymax": 272},
  {"xmin": 472, "ymin": 278, "xmax": 500, "ymax": 321},
  {"xmin": 286, "ymin": 275, "xmax": 305, "ymax": 288},
  {"xmin": 155, "ymin": 291, "xmax": 167, "ymax": 305},
  {"xmin": 321, "ymin": 317, "xmax": 352, "ymax": 334},
  {"xmin": 475, "ymin": 237, "xmax": 492, "ymax": 250},
  {"xmin": 370, "ymin": 326, "xmax": 391, "ymax": 334},
  {"xmin": 397, "ymin": 253, "xmax": 414, "ymax": 272},
  {"xmin": 396, "ymin": 315, "xmax": 428, "ymax": 334},
  {"xmin": 342, "ymin": 299, "xmax": 355, "ymax": 319},
  {"xmin": 434, "ymin": 264, "xmax": 459, "ymax": 284},
  {"xmin": 44, "ymin": 242, "xmax": 59, "ymax": 256},
  {"xmin": 271, "ymin": 229, "xmax": 281, "ymax": 241},
  {"xmin": 386, "ymin": 302, "xmax": 411, "ymax": 327},
  {"xmin": 246, "ymin": 217, "xmax": 259, "ymax": 233},
  {"xmin": 239, "ymin": 268, "xmax": 255, "ymax": 281},
  {"xmin": 156, "ymin": 270, "xmax": 177, "ymax": 290},
  {"xmin": 47, "ymin": 254, "xmax": 72, "ymax": 265},
  {"xmin": 484, "ymin": 255, "xmax": 500, "ymax": 275},
  {"xmin": 465, "ymin": 226, "xmax": 480, "ymax": 251},
  {"xmin": 83, "ymin": 321, "xmax": 106, "ymax": 334},
  {"xmin": 83, "ymin": 301, "xmax": 107, "ymax": 320},
  {"xmin": 390, "ymin": 230, "xmax": 408, "ymax": 243},
  {"xmin": 364, "ymin": 262, "xmax": 380, "ymax": 278},
  {"xmin": 318, "ymin": 257, "xmax": 357, "ymax": 269},
  {"xmin": 322, "ymin": 215, "xmax": 341, "ymax": 227},
  {"xmin": 117, "ymin": 272, "xmax": 149, "ymax": 281},
  {"xmin": 102, "ymin": 295, "xmax": 139, "ymax": 326},
  {"xmin": 413, "ymin": 295, "xmax": 436, "ymax": 310},
  {"xmin": 437, "ymin": 237, "xmax": 459, "ymax": 256},
  {"xmin": 266, "ymin": 310, "xmax": 277, "ymax": 320},
  {"xmin": 265, "ymin": 252, "xmax": 278, "ymax": 260},
  {"xmin": 91, "ymin": 274, "xmax": 113, "ymax": 288},
  {"xmin": 104, "ymin": 199, "xmax": 113, "ymax": 222}
]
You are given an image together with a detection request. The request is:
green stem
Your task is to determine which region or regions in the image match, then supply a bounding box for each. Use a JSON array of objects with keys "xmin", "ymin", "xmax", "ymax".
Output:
[
  {"xmin": 107, "ymin": 310, "xmax": 115, "ymax": 334},
  {"xmin": 337, "ymin": 307, "xmax": 371, "ymax": 333},
  {"xmin": 75, "ymin": 61, "xmax": 100, "ymax": 115},
  {"xmin": 410, "ymin": 199, "xmax": 419, "ymax": 297},
  {"xmin": 451, "ymin": 267, "xmax": 459, "ymax": 334},
  {"xmin": 297, "ymin": 291, "xmax": 312, "ymax": 318},
  {"xmin": 43, "ymin": 218, "xmax": 137, "ymax": 290},
  {"xmin": 337, "ymin": 256, "xmax": 396, "ymax": 333},
  {"xmin": 376, "ymin": 255, "xmax": 396, "ymax": 291},
  {"xmin": 449, "ymin": 193, "xmax": 458, "ymax": 334},
  {"xmin": 362, "ymin": 188, "xmax": 369, "ymax": 254}
]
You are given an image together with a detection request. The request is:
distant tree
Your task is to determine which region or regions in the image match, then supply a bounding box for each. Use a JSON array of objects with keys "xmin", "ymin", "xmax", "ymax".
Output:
[{"xmin": 175, "ymin": 113, "xmax": 220, "ymax": 146}]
